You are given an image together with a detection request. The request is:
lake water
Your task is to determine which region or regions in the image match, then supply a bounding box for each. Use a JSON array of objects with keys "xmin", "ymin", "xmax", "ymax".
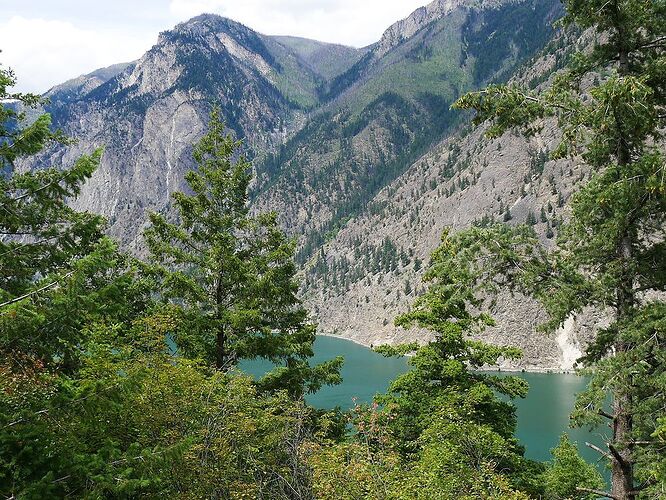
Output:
[{"xmin": 241, "ymin": 335, "xmax": 607, "ymax": 466}]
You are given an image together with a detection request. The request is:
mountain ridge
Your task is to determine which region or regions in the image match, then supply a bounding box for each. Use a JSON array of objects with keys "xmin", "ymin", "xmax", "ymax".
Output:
[{"xmin": 25, "ymin": 0, "xmax": 582, "ymax": 369}]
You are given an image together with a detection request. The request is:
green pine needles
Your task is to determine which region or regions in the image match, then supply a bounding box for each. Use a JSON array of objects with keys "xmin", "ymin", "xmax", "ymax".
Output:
[
  {"xmin": 145, "ymin": 107, "xmax": 342, "ymax": 398},
  {"xmin": 455, "ymin": 1, "xmax": 666, "ymax": 497}
]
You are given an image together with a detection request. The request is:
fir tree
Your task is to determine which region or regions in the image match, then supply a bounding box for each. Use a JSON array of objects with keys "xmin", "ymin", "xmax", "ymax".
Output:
[
  {"xmin": 145, "ymin": 108, "xmax": 341, "ymax": 398},
  {"xmin": 375, "ymin": 225, "xmax": 544, "ymax": 497},
  {"xmin": 455, "ymin": 1, "xmax": 666, "ymax": 496},
  {"xmin": 0, "ymin": 66, "xmax": 104, "ymax": 306},
  {"xmin": 0, "ymin": 64, "xmax": 108, "ymax": 371}
]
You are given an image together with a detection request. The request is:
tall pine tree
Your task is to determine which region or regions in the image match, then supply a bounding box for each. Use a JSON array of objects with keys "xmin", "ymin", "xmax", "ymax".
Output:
[
  {"xmin": 0, "ymin": 64, "xmax": 110, "ymax": 371},
  {"xmin": 145, "ymin": 108, "xmax": 342, "ymax": 398},
  {"xmin": 455, "ymin": 1, "xmax": 666, "ymax": 497},
  {"xmin": 0, "ymin": 65, "xmax": 104, "ymax": 304}
]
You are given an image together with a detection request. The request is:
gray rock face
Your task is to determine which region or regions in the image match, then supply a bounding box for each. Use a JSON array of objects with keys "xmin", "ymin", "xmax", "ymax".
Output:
[
  {"xmin": 39, "ymin": 14, "xmax": 360, "ymax": 250},
  {"xmin": 375, "ymin": 0, "xmax": 517, "ymax": 58},
  {"xmin": 302, "ymin": 116, "xmax": 596, "ymax": 370},
  {"xmin": 30, "ymin": 0, "xmax": 598, "ymax": 370}
]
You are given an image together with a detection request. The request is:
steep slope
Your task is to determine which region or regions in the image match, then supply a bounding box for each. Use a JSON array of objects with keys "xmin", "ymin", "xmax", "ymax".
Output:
[
  {"xmin": 254, "ymin": 0, "xmax": 562, "ymax": 265},
  {"xmin": 37, "ymin": 15, "xmax": 351, "ymax": 250},
  {"xmin": 301, "ymin": 27, "xmax": 599, "ymax": 370}
]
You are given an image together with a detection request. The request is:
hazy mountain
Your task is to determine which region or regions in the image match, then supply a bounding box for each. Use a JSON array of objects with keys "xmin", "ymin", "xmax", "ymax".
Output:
[{"xmin": 269, "ymin": 36, "xmax": 370, "ymax": 81}]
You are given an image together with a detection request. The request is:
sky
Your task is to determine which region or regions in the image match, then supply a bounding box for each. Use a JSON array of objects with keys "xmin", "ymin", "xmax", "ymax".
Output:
[{"xmin": 0, "ymin": 0, "xmax": 430, "ymax": 94}]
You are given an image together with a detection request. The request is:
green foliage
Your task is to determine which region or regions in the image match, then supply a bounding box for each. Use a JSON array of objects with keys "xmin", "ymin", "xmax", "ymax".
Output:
[
  {"xmin": 373, "ymin": 342, "xmax": 419, "ymax": 357},
  {"xmin": 382, "ymin": 225, "xmax": 533, "ymax": 448},
  {"xmin": 1, "ymin": 314, "xmax": 316, "ymax": 498},
  {"xmin": 0, "ymin": 66, "xmax": 104, "ymax": 302},
  {"xmin": 455, "ymin": 0, "xmax": 666, "ymax": 496},
  {"xmin": 0, "ymin": 69, "xmax": 336, "ymax": 498},
  {"xmin": 354, "ymin": 225, "xmax": 545, "ymax": 497},
  {"xmin": 305, "ymin": 401, "xmax": 536, "ymax": 499},
  {"xmin": 542, "ymin": 435, "xmax": 605, "ymax": 499},
  {"xmin": 1, "ymin": 237, "xmax": 152, "ymax": 373},
  {"xmin": 145, "ymin": 108, "xmax": 341, "ymax": 398}
]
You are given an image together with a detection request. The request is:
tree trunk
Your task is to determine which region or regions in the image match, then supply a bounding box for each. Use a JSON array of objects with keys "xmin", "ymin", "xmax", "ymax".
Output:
[
  {"xmin": 215, "ymin": 274, "xmax": 226, "ymax": 370},
  {"xmin": 611, "ymin": 389, "xmax": 635, "ymax": 500},
  {"xmin": 609, "ymin": 25, "xmax": 636, "ymax": 497},
  {"xmin": 216, "ymin": 325, "xmax": 226, "ymax": 370},
  {"xmin": 610, "ymin": 232, "xmax": 636, "ymax": 500}
]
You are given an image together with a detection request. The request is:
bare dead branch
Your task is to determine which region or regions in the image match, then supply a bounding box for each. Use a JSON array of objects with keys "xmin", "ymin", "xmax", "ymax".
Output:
[{"xmin": 576, "ymin": 487, "xmax": 618, "ymax": 499}]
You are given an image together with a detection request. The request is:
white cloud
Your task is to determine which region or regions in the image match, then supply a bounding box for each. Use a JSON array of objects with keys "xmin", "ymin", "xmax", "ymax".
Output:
[
  {"xmin": 168, "ymin": 0, "xmax": 428, "ymax": 47},
  {"xmin": 0, "ymin": 16, "xmax": 156, "ymax": 93}
]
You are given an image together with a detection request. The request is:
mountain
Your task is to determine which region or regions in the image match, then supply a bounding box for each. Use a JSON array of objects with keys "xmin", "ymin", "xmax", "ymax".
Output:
[
  {"xmin": 253, "ymin": 0, "xmax": 561, "ymax": 261},
  {"xmin": 36, "ymin": 14, "xmax": 365, "ymax": 251},
  {"xmin": 301, "ymin": 33, "xmax": 597, "ymax": 370},
  {"xmin": 29, "ymin": 0, "xmax": 587, "ymax": 369},
  {"xmin": 269, "ymin": 36, "xmax": 370, "ymax": 81}
]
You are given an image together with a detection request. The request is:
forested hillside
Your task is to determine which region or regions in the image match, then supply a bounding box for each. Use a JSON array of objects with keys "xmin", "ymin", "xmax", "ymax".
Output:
[
  {"xmin": 23, "ymin": 0, "xmax": 582, "ymax": 370},
  {"xmin": 1, "ymin": 0, "xmax": 665, "ymax": 497}
]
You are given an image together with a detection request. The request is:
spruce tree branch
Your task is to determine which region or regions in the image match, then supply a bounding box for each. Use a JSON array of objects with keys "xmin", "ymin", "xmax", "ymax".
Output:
[
  {"xmin": 0, "ymin": 271, "xmax": 74, "ymax": 309},
  {"xmin": 0, "ymin": 235, "xmax": 59, "ymax": 258},
  {"xmin": 598, "ymin": 409, "xmax": 615, "ymax": 420},
  {"xmin": 2, "ymin": 382, "xmax": 123, "ymax": 429},
  {"xmin": 576, "ymin": 487, "xmax": 618, "ymax": 499},
  {"xmin": 9, "ymin": 168, "xmax": 80, "ymax": 203},
  {"xmin": 476, "ymin": 88, "xmax": 577, "ymax": 113},
  {"xmin": 635, "ymin": 35, "xmax": 666, "ymax": 50},
  {"xmin": 10, "ymin": 178, "xmax": 62, "ymax": 202}
]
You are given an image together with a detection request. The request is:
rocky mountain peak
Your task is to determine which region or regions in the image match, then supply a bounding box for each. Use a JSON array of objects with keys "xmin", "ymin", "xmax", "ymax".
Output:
[
  {"xmin": 118, "ymin": 13, "xmax": 280, "ymax": 98},
  {"xmin": 164, "ymin": 13, "xmax": 240, "ymax": 35},
  {"xmin": 375, "ymin": 0, "xmax": 516, "ymax": 58}
]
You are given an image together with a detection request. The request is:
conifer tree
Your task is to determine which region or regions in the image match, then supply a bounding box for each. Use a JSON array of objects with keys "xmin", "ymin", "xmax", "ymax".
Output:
[
  {"xmin": 375, "ymin": 225, "xmax": 544, "ymax": 497},
  {"xmin": 0, "ymin": 65, "xmax": 104, "ymax": 305},
  {"xmin": 0, "ymin": 64, "xmax": 109, "ymax": 371},
  {"xmin": 145, "ymin": 108, "xmax": 341, "ymax": 398},
  {"xmin": 455, "ymin": 1, "xmax": 666, "ymax": 497}
]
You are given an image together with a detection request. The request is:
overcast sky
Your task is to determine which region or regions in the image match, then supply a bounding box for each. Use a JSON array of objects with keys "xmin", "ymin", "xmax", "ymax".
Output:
[{"xmin": 0, "ymin": 0, "xmax": 430, "ymax": 94}]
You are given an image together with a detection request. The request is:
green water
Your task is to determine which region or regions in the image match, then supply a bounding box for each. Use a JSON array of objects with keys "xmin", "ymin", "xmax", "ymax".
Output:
[{"xmin": 241, "ymin": 335, "xmax": 606, "ymax": 466}]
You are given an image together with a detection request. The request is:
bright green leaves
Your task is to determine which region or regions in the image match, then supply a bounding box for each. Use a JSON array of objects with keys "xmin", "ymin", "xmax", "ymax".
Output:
[
  {"xmin": 542, "ymin": 435, "xmax": 605, "ymax": 500},
  {"xmin": 1, "ymin": 335, "xmax": 312, "ymax": 498}
]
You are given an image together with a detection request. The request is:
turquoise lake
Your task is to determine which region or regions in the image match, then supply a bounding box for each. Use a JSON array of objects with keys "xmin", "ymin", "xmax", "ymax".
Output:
[{"xmin": 242, "ymin": 335, "xmax": 607, "ymax": 467}]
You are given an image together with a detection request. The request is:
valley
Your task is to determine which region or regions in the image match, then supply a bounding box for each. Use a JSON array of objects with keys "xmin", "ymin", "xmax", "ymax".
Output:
[{"xmin": 28, "ymin": 0, "xmax": 581, "ymax": 370}]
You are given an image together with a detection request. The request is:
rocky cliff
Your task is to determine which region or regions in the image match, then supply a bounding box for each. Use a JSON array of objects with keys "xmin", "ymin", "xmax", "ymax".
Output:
[{"xmin": 29, "ymin": 0, "xmax": 594, "ymax": 369}]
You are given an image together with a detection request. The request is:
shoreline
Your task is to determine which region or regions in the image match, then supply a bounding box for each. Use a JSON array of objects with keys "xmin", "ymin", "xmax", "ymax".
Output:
[{"xmin": 317, "ymin": 332, "xmax": 581, "ymax": 376}]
